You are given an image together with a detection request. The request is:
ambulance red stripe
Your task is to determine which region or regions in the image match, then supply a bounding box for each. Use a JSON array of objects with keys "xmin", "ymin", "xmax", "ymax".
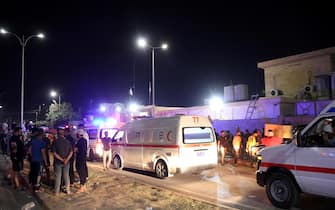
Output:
[
  {"xmin": 112, "ymin": 143, "xmax": 215, "ymax": 148},
  {"xmin": 112, "ymin": 143, "xmax": 179, "ymax": 148},
  {"xmin": 261, "ymin": 162, "xmax": 335, "ymax": 174}
]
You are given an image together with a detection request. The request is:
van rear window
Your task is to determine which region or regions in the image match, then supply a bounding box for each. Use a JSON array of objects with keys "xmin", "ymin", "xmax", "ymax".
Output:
[
  {"xmin": 183, "ymin": 127, "xmax": 214, "ymax": 144},
  {"xmin": 99, "ymin": 128, "xmax": 118, "ymax": 139}
]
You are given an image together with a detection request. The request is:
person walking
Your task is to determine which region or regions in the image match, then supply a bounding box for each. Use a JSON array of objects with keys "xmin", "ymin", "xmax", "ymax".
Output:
[
  {"xmin": 75, "ymin": 130, "xmax": 88, "ymax": 193},
  {"xmin": 9, "ymin": 127, "xmax": 25, "ymax": 190},
  {"xmin": 52, "ymin": 127, "xmax": 73, "ymax": 195},
  {"xmin": 216, "ymin": 130, "xmax": 225, "ymax": 165},
  {"xmin": 101, "ymin": 131, "xmax": 112, "ymax": 170},
  {"xmin": 232, "ymin": 130, "xmax": 242, "ymax": 166},
  {"xmin": 30, "ymin": 128, "xmax": 48, "ymax": 192}
]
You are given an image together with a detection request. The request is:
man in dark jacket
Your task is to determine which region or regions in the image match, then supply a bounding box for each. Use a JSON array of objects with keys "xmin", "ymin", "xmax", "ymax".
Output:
[
  {"xmin": 9, "ymin": 127, "xmax": 25, "ymax": 189},
  {"xmin": 65, "ymin": 128, "xmax": 76, "ymax": 186}
]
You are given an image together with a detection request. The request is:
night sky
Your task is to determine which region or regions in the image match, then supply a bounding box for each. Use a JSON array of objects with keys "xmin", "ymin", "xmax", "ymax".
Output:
[{"xmin": 1, "ymin": 1, "xmax": 334, "ymax": 115}]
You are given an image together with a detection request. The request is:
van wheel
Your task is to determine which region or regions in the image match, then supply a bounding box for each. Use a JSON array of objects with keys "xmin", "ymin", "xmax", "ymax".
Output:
[
  {"xmin": 113, "ymin": 155, "xmax": 122, "ymax": 169},
  {"xmin": 155, "ymin": 160, "xmax": 168, "ymax": 179},
  {"xmin": 266, "ymin": 172, "xmax": 299, "ymax": 209},
  {"xmin": 89, "ymin": 149, "xmax": 95, "ymax": 161}
]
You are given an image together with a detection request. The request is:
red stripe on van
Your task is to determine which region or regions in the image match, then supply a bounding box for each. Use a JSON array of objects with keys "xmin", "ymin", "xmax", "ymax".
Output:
[
  {"xmin": 261, "ymin": 162, "xmax": 335, "ymax": 175},
  {"xmin": 112, "ymin": 143, "xmax": 179, "ymax": 149},
  {"xmin": 181, "ymin": 143, "xmax": 215, "ymax": 148}
]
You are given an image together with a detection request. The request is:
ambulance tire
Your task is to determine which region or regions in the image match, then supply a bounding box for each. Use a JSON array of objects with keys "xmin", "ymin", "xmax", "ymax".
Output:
[
  {"xmin": 155, "ymin": 160, "xmax": 168, "ymax": 179},
  {"xmin": 266, "ymin": 172, "xmax": 299, "ymax": 209},
  {"xmin": 113, "ymin": 155, "xmax": 122, "ymax": 170}
]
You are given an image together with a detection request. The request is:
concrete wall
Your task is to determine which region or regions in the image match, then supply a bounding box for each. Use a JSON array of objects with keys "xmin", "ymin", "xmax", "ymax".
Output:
[
  {"xmin": 213, "ymin": 115, "xmax": 315, "ymax": 135},
  {"xmin": 263, "ymin": 55, "xmax": 333, "ymax": 98}
]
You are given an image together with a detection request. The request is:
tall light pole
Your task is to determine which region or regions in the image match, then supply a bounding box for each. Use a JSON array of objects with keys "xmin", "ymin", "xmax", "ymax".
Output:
[
  {"xmin": 137, "ymin": 37, "xmax": 168, "ymax": 107},
  {"xmin": 1, "ymin": 28, "xmax": 44, "ymax": 127},
  {"xmin": 50, "ymin": 90, "xmax": 61, "ymax": 110}
]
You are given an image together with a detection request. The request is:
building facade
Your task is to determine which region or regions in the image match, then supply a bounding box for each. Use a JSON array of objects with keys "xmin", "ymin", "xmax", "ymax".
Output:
[{"xmin": 257, "ymin": 47, "xmax": 335, "ymax": 100}]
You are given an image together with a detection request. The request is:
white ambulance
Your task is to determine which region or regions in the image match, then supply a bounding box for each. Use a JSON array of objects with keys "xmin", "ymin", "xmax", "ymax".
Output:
[
  {"xmin": 256, "ymin": 101, "xmax": 335, "ymax": 209},
  {"xmin": 111, "ymin": 115, "xmax": 217, "ymax": 178}
]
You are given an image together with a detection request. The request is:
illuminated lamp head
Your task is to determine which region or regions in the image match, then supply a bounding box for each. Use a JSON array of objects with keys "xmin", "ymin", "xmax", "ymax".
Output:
[
  {"xmin": 100, "ymin": 105, "xmax": 106, "ymax": 112},
  {"xmin": 93, "ymin": 118, "xmax": 104, "ymax": 127},
  {"xmin": 209, "ymin": 96, "xmax": 224, "ymax": 110},
  {"xmin": 106, "ymin": 118, "xmax": 117, "ymax": 127}
]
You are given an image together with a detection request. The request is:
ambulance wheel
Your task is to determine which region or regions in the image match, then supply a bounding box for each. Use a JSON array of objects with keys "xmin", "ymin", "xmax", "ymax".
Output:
[
  {"xmin": 266, "ymin": 172, "xmax": 299, "ymax": 209},
  {"xmin": 155, "ymin": 160, "xmax": 168, "ymax": 179},
  {"xmin": 113, "ymin": 155, "xmax": 122, "ymax": 169}
]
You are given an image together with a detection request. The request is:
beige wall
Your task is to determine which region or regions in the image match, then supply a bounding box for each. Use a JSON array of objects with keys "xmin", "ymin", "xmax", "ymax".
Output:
[{"xmin": 264, "ymin": 55, "xmax": 333, "ymax": 98}]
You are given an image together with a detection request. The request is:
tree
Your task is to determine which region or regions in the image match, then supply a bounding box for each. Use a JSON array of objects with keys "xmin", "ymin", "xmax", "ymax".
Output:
[{"xmin": 46, "ymin": 102, "xmax": 80, "ymax": 127}]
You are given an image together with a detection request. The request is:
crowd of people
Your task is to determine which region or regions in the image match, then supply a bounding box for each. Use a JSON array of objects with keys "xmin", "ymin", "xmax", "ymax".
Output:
[
  {"xmin": 0, "ymin": 122, "xmax": 91, "ymax": 195},
  {"xmin": 216, "ymin": 127, "xmax": 283, "ymax": 166}
]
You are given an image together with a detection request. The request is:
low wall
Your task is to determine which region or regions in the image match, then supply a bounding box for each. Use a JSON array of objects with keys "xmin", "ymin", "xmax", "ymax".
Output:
[{"xmin": 213, "ymin": 115, "xmax": 314, "ymax": 134}]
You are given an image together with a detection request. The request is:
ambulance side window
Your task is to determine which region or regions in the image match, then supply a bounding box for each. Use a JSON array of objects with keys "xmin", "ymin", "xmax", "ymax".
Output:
[
  {"xmin": 302, "ymin": 117, "xmax": 335, "ymax": 147},
  {"xmin": 114, "ymin": 131, "xmax": 124, "ymax": 142}
]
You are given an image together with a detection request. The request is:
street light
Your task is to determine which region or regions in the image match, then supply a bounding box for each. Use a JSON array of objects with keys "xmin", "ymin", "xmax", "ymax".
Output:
[
  {"xmin": 136, "ymin": 37, "xmax": 168, "ymax": 107},
  {"xmin": 1, "ymin": 27, "xmax": 44, "ymax": 127},
  {"xmin": 50, "ymin": 90, "xmax": 61, "ymax": 107}
]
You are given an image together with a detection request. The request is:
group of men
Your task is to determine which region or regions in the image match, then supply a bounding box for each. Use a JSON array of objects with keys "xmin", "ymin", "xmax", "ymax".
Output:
[
  {"xmin": 217, "ymin": 128, "xmax": 281, "ymax": 166},
  {"xmin": 3, "ymin": 124, "xmax": 90, "ymax": 195}
]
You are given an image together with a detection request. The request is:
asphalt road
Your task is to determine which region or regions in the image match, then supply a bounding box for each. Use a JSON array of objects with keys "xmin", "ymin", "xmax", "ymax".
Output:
[
  {"xmin": 0, "ymin": 155, "xmax": 43, "ymax": 210},
  {"xmin": 89, "ymin": 161, "xmax": 335, "ymax": 210}
]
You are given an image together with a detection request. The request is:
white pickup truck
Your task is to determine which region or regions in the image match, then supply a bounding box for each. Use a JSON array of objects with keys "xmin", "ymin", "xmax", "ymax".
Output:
[{"xmin": 256, "ymin": 101, "xmax": 335, "ymax": 209}]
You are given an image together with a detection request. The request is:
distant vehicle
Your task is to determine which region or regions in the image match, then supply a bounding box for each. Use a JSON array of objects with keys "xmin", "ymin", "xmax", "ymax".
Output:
[
  {"xmin": 256, "ymin": 101, "xmax": 335, "ymax": 209},
  {"xmin": 86, "ymin": 127, "xmax": 118, "ymax": 160},
  {"xmin": 111, "ymin": 115, "xmax": 218, "ymax": 178}
]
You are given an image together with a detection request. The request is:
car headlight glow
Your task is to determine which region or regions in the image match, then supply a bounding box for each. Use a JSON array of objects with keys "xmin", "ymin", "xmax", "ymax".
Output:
[{"xmin": 96, "ymin": 143, "xmax": 104, "ymax": 157}]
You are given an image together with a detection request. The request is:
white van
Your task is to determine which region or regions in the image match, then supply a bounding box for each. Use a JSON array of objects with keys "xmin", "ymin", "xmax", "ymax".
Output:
[
  {"xmin": 86, "ymin": 127, "xmax": 118, "ymax": 160},
  {"xmin": 111, "ymin": 115, "xmax": 217, "ymax": 178},
  {"xmin": 256, "ymin": 101, "xmax": 335, "ymax": 209}
]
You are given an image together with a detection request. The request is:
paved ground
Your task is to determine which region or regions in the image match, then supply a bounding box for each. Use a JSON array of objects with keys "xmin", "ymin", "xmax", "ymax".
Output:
[
  {"xmin": 0, "ymin": 155, "xmax": 42, "ymax": 210},
  {"xmin": 14, "ymin": 158, "xmax": 231, "ymax": 210},
  {"xmin": 2, "ymin": 155, "xmax": 334, "ymax": 210}
]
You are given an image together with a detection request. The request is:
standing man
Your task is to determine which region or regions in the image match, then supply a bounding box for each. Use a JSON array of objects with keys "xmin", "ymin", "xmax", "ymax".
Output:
[
  {"xmin": 52, "ymin": 127, "xmax": 73, "ymax": 195},
  {"xmin": 232, "ymin": 130, "xmax": 242, "ymax": 166},
  {"xmin": 101, "ymin": 131, "xmax": 112, "ymax": 170},
  {"xmin": 217, "ymin": 130, "xmax": 227, "ymax": 165},
  {"xmin": 65, "ymin": 128, "xmax": 76, "ymax": 186},
  {"xmin": 75, "ymin": 130, "xmax": 88, "ymax": 193},
  {"xmin": 73, "ymin": 124, "xmax": 89, "ymax": 158},
  {"xmin": 0, "ymin": 127, "xmax": 6, "ymax": 155},
  {"xmin": 9, "ymin": 127, "xmax": 25, "ymax": 190},
  {"xmin": 30, "ymin": 129, "xmax": 48, "ymax": 192}
]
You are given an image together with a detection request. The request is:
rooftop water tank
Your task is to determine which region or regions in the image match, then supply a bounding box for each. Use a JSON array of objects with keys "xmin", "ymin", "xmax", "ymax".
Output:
[
  {"xmin": 234, "ymin": 84, "xmax": 249, "ymax": 101},
  {"xmin": 224, "ymin": 85, "xmax": 234, "ymax": 102}
]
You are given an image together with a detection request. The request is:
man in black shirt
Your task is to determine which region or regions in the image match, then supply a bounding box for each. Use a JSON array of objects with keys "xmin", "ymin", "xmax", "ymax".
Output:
[
  {"xmin": 75, "ymin": 130, "xmax": 88, "ymax": 192},
  {"xmin": 65, "ymin": 128, "xmax": 76, "ymax": 186},
  {"xmin": 9, "ymin": 127, "xmax": 25, "ymax": 189}
]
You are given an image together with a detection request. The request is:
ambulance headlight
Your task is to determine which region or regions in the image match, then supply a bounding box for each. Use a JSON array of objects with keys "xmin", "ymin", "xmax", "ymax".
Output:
[{"xmin": 95, "ymin": 143, "xmax": 104, "ymax": 157}]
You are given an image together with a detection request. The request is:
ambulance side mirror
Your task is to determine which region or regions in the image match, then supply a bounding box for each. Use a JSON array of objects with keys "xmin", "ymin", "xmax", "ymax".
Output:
[{"xmin": 296, "ymin": 131, "xmax": 302, "ymax": 146}]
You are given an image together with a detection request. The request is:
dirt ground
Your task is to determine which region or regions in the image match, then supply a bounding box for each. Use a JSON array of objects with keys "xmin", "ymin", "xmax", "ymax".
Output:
[{"xmin": 35, "ymin": 165, "xmax": 223, "ymax": 210}]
